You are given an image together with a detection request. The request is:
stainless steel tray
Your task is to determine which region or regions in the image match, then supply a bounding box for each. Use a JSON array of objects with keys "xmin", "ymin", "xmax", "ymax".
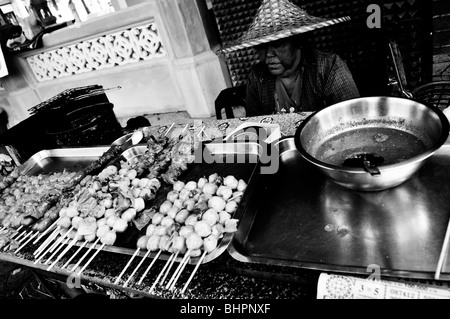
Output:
[
  {"xmin": 17, "ymin": 142, "xmax": 261, "ymax": 266},
  {"xmin": 18, "ymin": 146, "xmax": 110, "ymax": 176},
  {"xmin": 102, "ymin": 141, "xmax": 261, "ymax": 265},
  {"xmin": 228, "ymin": 137, "xmax": 450, "ymax": 280}
]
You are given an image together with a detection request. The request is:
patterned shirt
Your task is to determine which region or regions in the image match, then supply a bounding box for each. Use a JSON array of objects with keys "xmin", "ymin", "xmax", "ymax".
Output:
[{"xmin": 245, "ymin": 48, "xmax": 360, "ymax": 116}]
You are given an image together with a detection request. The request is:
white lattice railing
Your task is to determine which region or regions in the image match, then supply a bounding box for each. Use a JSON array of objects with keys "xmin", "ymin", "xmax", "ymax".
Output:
[{"xmin": 26, "ymin": 22, "xmax": 166, "ymax": 82}]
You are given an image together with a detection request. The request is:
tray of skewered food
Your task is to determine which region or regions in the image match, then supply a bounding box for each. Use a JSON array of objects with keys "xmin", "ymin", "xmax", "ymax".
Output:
[
  {"xmin": 0, "ymin": 129, "xmax": 146, "ymax": 250},
  {"xmin": 0, "ymin": 131, "xmax": 261, "ymax": 285}
]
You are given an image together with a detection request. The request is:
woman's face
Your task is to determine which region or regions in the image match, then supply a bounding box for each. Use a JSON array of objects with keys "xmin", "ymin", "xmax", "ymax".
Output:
[{"xmin": 256, "ymin": 39, "xmax": 301, "ymax": 77}]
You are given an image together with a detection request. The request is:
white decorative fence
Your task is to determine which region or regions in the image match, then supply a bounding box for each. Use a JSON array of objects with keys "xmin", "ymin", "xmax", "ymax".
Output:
[{"xmin": 26, "ymin": 22, "xmax": 166, "ymax": 82}]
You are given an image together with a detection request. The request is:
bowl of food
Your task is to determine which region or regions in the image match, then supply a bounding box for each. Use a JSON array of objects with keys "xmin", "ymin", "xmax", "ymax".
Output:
[{"xmin": 294, "ymin": 96, "xmax": 449, "ymax": 191}]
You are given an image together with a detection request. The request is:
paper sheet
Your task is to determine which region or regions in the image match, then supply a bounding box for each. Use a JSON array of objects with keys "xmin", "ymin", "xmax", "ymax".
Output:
[{"xmin": 317, "ymin": 273, "xmax": 450, "ymax": 299}]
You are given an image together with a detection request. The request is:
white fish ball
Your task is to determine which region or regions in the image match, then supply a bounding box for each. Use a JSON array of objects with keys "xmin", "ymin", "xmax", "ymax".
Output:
[
  {"xmin": 219, "ymin": 211, "xmax": 231, "ymax": 225},
  {"xmin": 146, "ymin": 235, "xmax": 160, "ymax": 251},
  {"xmin": 175, "ymin": 209, "xmax": 189, "ymax": 224},
  {"xmin": 100, "ymin": 230, "xmax": 117, "ymax": 245},
  {"xmin": 186, "ymin": 233, "xmax": 203, "ymax": 250},
  {"xmin": 184, "ymin": 181, "xmax": 197, "ymax": 191},
  {"xmin": 146, "ymin": 224, "xmax": 157, "ymax": 236},
  {"xmin": 113, "ymin": 218, "xmax": 128, "ymax": 233},
  {"xmin": 194, "ymin": 220, "xmax": 212, "ymax": 237},
  {"xmin": 159, "ymin": 201, "xmax": 172, "ymax": 214},
  {"xmin": 152, "ymin": 212, "xmax": 165, "ymax": 225},
  {"xmin": 225, "ymin": 201, "xmax": 238, "ymax": 214},
  {"xmin": 203, "ymin": 235, "xmax": 218, "ymax": 253},
  {"xmin": 208, "ymin": 196, "xmax": 226, "ymax": 212},
  {"xmin": 179, "ymin": 225, "xmax": 194, "ymax": 238},
  {"xmin": 202, "ymin": 209, "xmax": 219, "ymax": 226},
  {"xmin": 137, "ymin": 235, "xmax": 150, "ymax": 249},
  {"xmin": 173, "ymin": 181, "xmax": 185, "ymax": 192}
]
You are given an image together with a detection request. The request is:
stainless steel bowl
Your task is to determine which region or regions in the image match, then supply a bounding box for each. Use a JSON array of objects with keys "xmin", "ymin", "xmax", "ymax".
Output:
[
  {"xmin": 120, "ymin": 145, "xmax": 146, "ymax": 165},
  {"xmin": 294, "ymin": 96, "xmax": 450, "ymax": 191}
]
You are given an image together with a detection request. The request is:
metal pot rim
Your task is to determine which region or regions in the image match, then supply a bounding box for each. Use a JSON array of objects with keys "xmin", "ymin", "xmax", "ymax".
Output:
[{"xmin": 294, "ymin": 96, "xmax": 450, "ymax": 173}]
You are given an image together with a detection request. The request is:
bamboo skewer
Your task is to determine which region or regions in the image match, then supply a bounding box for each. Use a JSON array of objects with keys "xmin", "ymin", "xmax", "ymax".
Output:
[
  {"xmin": 149, "ymin": 253, "xmax": 175, "ymax": 293},
  {"xmin": 77, "ymin": 243, "xmax": 105, "ymax": 276},
  {"xmin": 12, "ymin": 225, "xmax": 24, "ymax": 237},
  {"xmin": 14, "ymin": 232, "xmax": 39, "ymax": 254},
  {"xmin": 114, "ymin": 248, "xmax": 141, "ymax": 285},
  {"xmin": 34, "ymin": 227, "xmax": 70, "ymax": 263},
  {"xmin": 13, "ymin": 229, "xmax": 28, "ymax": 242},
  {"xmin": 61, "ymin": 240, "xmax": 88, "ymax": 270},
  {"xmin": 17, "ymin": 230, "xmax": 33, "ymax": 244},
  {"xmin": 48, "ymin": 226, "xmax": 73, "ymax": 253},
  {"xmin": 164, "ymin": 123, "xmax": 175, "ymax": 137},
  {"xmin": 2, "ymin": 227, "xmax": 29, "ymax": 251},
  {"xmin": 47, "ymin": 236, "xmax": 80, "ymax": 271},
  {"xmin": 45, "ymin": 237, "xmax": 70, "ymax": 265},
  {"xmin": 169, "ymin": 254, "xmax": 191, "ymax": 291},
  {"xmin": 160, "ymin": 251, "xmax": 179, "ymax": 286},
  {"xmin": 33, "ymin": 217, "xmax": 61, "ymax": 245},
  {"xmin": 181, "ymin": 251, "xmax": 207, "ymax": 295},
  {"xmin": 33, "ymin": 226, "xmax": 60, "ymax": 256},
  {"xmin": 166, "ymin": 251, "xmax": 190, "ymax": 290},
  {"xmin": 137, "ymin": 250, "xmax": 161, "ymax": 285},
  {"xmin": 123, "ymin": 250, "xmax": 151, "ymax": 288},
  {"xmin": 70, "ymin": 238, "xmax": 100, "ymax": 272},
  {"xmin": 435, "ymin": 217, "xmax": 450, "ymax": 280}
]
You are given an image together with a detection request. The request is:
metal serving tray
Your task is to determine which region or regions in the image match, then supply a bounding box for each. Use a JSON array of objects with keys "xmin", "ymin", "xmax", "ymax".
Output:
[
  {"xmin": 18, "ymin": 146, "xmax": 110, "ymax": 176},
  {"xmin": 17, "ymin": 142, "xmax": 261, "ymax": 266},
  {"xmin": 228, "ymin": 137, "xmax": 450, "ymax": 280},
  {"xmin": 101, "ymin": 141, "xmax": 261, "ymax": 265}
]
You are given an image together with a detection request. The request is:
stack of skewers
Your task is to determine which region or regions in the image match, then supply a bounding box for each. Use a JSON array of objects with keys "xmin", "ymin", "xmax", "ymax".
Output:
[{"xmin": 0, "ymin": 129, "xmax": 248, "ymax": 296}]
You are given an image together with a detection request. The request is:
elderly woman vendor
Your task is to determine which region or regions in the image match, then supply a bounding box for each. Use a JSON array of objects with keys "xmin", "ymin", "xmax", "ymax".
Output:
[{"xmin": 219, "ymin": 0, "xmax": 360, "ymax": 116}]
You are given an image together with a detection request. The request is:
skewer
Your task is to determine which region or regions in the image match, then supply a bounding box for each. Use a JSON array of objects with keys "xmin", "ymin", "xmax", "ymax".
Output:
[
  {"xmin": 114, "ymin": 248, "xmax": 141, "ymax": 285},
  {"xmin": 34, "ymin": 232, "xmax": 63, "ymax": 264},
  {"xmin": 164, "ymin": 123, "xmax": 175, "ymax": 137},
  {"xmin": 169, "ymin": 254, "xmax": 191, "ymax": 291},
  {"xmin": 166, "ymin": 251, "xmax": 190, "ymax": 290},
  {"xmin": 13, "ymin": 229, "xmax": 28, "ymax": 242},
  {"xmin": 17, "ymin": 230, "xmax": 34, "ymax": 244},
  {"xmin": 14, "ymin": 231, "xmax": 39, "ymax": 254},
  {"xmin": 180, "ymin": 251, "xmax": 207, "ymax": 295},
  {"xmin": 34, "ymin": 228, "xmax": 69, "ymax": 262},
  {"xmin": 2, "ymin": 227, "xmax": 29, "ymax": 251},
  {"xmin": 123, "ymin": 250, "xmax": 151, "ymax": 288},
  {"xmin": 138, "ymin": 250, "xmax": 162, "ymax": 285},
  {"xmin": 149, "ymin": 253, "xmax": 175, "ymax": 293},
  {"xmin": 0, "ymin": 226, "xmax": 6, "ymax": 233},
  {"xmin": 47, "ymin": 236, "xmax": 80, "ymax": 271},
  {"xmin": 12, "ymin": 225, "xmax": 24, "ymax": 237},
  {"xmin": 48, "ymin": 226, "xmax": 73, "ymax": 253},
  {"xmin": 44, "ymin": 237, "xmax": 70, "ymax": 265},
  {"xmin": 70, "ymin": 238, "xmax": 100, "ymax": 272},
  {"xmin": 33, "ymin": 217, "xmax": 61, "ymax": 244},
  {"xmin": 61, "ymin": 240, "xmax": 88, "ymax": 270},
  {"xmin": 77, "ymin": 243, "xmax": 106, "ymax": 276},
  {"xmin": 435, "ymin": 217, "xmax": 450, "ymax": 280},
  {"xmin": 160, "ymin": 251, "xmax": 179, "ymax": 286},
  {"xmin": 33, "ymin": 226, "xmax": 61, "ymax": 256}
]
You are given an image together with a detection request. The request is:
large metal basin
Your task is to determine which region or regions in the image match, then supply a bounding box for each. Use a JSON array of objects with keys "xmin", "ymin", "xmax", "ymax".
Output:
[{"xmin": 294, "ymin": 96, "xmax": 450, "ymax": 191}]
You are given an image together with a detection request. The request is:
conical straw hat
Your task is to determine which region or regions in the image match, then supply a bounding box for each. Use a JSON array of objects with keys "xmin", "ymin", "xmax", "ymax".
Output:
[{"xmin": 217, "ymin": 0, "xmax": 350, "ymax": 54}]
